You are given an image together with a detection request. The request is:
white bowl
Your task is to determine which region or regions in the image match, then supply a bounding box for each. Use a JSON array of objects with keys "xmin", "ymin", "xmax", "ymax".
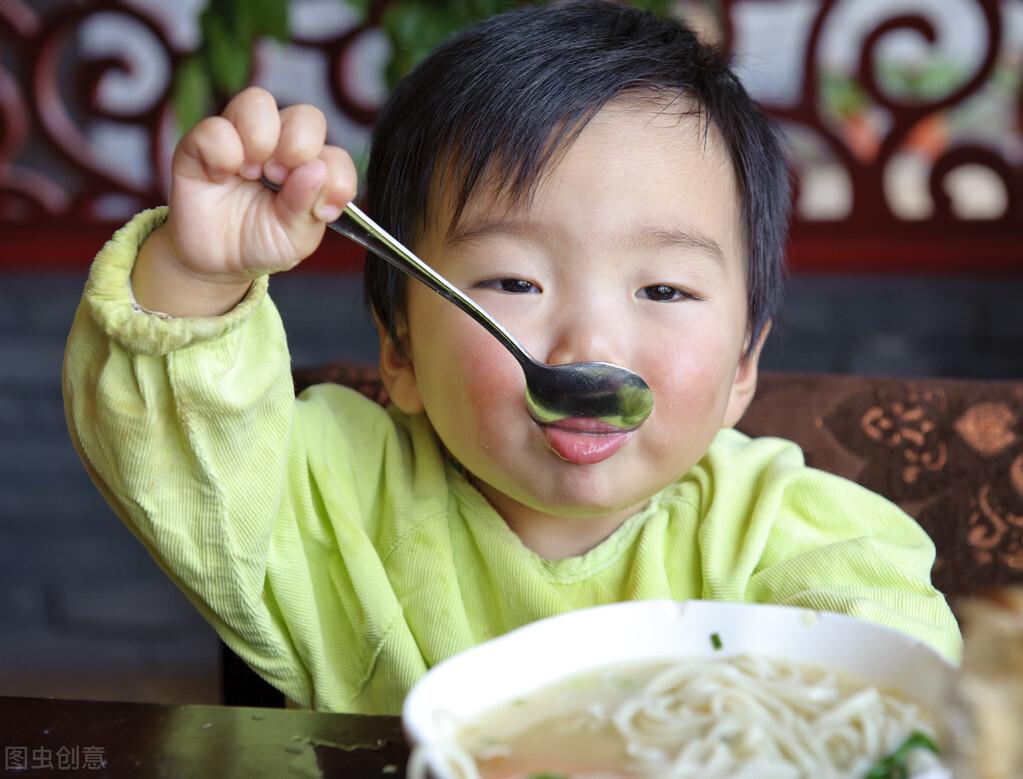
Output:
[{"xmin": 403, "ymin": 599, "xmax": 958, "ymax": 778}]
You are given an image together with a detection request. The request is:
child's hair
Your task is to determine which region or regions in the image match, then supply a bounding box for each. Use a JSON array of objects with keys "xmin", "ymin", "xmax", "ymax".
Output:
[{"xmin": 364, "ymin": 0, "xmax": 790, "ymax": 360}]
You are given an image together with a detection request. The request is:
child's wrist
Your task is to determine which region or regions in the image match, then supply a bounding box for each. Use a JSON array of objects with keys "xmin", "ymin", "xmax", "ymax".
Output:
[{"xmin": 131, "ymin": 224, "xmax": 253, "ymax": 318}]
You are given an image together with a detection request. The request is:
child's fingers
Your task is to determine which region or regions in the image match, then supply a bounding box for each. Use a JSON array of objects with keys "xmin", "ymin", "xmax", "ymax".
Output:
[
  {"xmin": 221, "ymin": 87, "xmax": 281, "ymax": 181},
  {"xmin": 173, "ymin": 116, "xmax": 245, "ymax": 185},
  {"xmin": 313, "ymin": 145, "xmax": 357, "ymax": 222},
  {"xmin": 274, "ymin": 157, "xmax": 328, "ymax": 230},
  {"xmin": 265, "ymin": 104, "xmax": 327, "ymax": 185}
]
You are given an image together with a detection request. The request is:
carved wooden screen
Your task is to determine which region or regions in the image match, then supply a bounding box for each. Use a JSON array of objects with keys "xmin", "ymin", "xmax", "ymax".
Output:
[{"xmin": 1, "ymin": 0, "xmax": 1019, "ymax": 271}]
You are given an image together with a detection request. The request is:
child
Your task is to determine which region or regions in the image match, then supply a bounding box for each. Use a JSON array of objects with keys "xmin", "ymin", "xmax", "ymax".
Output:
[{"xmin": 63, "ymin": 0, "xmax": 960, "ymax": 714}]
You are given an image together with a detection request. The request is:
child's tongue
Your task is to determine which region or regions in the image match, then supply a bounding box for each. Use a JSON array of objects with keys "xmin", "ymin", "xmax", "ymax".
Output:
[{"xmin": 541, "ymin": 419, "xmax": 634, "ymax": 464}]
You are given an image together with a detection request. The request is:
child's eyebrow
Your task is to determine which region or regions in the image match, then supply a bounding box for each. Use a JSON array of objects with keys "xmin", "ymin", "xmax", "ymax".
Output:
[
  {"xmin": 445, "ymin": 219, "xmax": 559, "ymax": 248},
  {"xmin": 635, "ymin": 227, "xmax": 725, "ymax": 266},
  {"xmin": 446, "ymin": 219, "xmax": 725, "ymax": 266}
]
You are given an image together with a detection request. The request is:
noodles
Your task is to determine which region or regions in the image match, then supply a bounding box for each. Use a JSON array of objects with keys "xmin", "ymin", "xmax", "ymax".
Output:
[{"xmin": 407, "ymin": 654, "xmax": 941, "ymax": 779}]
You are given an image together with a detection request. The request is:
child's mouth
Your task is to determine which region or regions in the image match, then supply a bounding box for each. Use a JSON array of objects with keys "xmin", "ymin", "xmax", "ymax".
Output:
[{"xmin": 540, "ymin": 418, "xmax": 636, "ymax": 464}]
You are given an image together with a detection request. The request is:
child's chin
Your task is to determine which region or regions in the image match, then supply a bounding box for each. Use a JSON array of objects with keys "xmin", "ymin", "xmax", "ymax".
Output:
[
  {"xmin": 474, "ymin": 468, "xmax": 642, "ymax": 517},
  {"xmin": 532, "ymin": 487, "xmax": 642, "ymax": 518},
  {"xmin": 555, "ymin": 472, "xmax": 643, "ymax": 508}
]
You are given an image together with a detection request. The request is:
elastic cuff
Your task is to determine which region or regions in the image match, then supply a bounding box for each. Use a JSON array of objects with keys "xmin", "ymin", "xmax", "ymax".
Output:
[
  {"xmin": 127, "ymin": 278, "xmax": 175, "ymax": 320},
  {"xmin": 85, "ymin": 207, "xmax": 270, "ymax": 357}
]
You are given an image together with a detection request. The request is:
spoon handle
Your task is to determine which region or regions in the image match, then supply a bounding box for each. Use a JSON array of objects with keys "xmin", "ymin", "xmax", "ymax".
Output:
[
  {"xmin": 337, "ymin": 204, "xmax": 529, "ymax": 362},
  {"xmin": 260, "ymin": 178, "xmax": 530, "ymax": 367}
]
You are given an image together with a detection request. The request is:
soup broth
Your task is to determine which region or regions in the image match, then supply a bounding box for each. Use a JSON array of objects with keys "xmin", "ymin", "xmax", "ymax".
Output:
[{"xmin": 453, "ymin": 654, "xmax": 941, "ymax": 779}]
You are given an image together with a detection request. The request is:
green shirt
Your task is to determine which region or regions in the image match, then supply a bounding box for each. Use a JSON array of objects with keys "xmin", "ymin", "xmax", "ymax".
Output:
[{"xmin": 63, "ymin": 208, "xmax": 961, "ymax": 714}]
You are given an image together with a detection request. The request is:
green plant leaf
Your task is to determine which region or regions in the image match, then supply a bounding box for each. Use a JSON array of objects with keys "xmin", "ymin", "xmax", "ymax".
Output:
[
  {"xmin": 820, "ymin": 71, "xmax": 868, "ymax": 119},
  {"xmin": 202, "ymin": 6, "xmax": 252, "ymax": 93},
  {"xmin": 380, "ymin": 0, "xmax": 515, "ymax": 85},
  {"xmin": 245, "ymin": 0, "xmax": 290, "ymax": 41},
  {"xmin": 381, "ymin": 1, "xmax": 447, "ymax": 85},
  {"xmin": 177, "ymin": 0, "xmax": 694, "ymax": 119},
  {"xmin": 338, "ymin": 0, "xmax": 371, "ymax": 15},
  {"xmin": 173, "ymin": 54, "xmax": 213, "ymax": 132},
  {"xmin": 221, "ymin": 0, "xmax": 251, "ymax": 44},
  {"xmin": 627, "ymin": 0, "xmax": 673, "ymax": 14}
]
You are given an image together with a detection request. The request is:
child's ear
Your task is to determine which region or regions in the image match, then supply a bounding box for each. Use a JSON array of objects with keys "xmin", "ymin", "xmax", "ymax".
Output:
[
  {"xmin": 375, "ymin": 313, "xmax": 425, "ymax": 415},
  {"xmin": 722, "ymin": 320, "xmax": 772, "ymax": 428}
]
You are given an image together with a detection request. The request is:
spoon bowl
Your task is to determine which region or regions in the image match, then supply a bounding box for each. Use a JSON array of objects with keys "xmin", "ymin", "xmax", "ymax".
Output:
[
  {"xmin": 263, "ymin": 179, "xmax": 654, "ymax": 430},
  {"xmin": 524, "ymin": 360, "xmax": 653, "ymax": 430}
]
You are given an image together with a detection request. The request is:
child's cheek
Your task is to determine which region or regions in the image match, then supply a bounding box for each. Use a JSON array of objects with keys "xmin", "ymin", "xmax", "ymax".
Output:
[
  {"xmin": 646, "ymin": 341, "xmax": 733, "ymax": 426},
  {"xmin": 456, "ymin": 329, "xmax": 526, "ymax": 441}
]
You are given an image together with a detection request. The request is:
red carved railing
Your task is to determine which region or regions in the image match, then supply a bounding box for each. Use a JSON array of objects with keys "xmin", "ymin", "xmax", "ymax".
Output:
[
  {"xmin": 1, "ymin": 0, "xmax": 1019, "ymax": 272},
  {"xmin": 738, "ymin": 0, "xmax": 1020, "ymax": 273}
]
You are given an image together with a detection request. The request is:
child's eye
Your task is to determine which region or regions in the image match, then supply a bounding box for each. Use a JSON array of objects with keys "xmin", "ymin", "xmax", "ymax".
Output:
[
  {"xmin": 477, "ymin": 278, "xmax": 540, "ymax": 294},
  {"xmin": 639, "ymin": 284, "xmax": 696, "ymax": 302}
]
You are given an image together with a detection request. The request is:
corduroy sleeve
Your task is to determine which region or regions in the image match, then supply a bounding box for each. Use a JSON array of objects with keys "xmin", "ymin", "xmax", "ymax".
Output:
[
  {"xmin": 696, "ymin": 430, "xmax": 962, "ymax": 663},
  {"xmin": 62, "ymin": 209, "xmax": 319, "ymax": 704},
  {"xmin": 749, "ymin": 457, "xmax": 963, "ymax": 663}
]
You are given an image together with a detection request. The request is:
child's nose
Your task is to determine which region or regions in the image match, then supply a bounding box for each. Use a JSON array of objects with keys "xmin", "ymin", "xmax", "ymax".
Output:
[{"xmin": 542, "ymin": 302, "xmax": 627, "ymax": 369}]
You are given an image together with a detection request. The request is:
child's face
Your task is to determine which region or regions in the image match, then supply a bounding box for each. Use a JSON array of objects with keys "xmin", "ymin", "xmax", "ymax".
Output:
[{"xmin": 381, "ymin": 98, "xmax": 764, "ymax": 525}]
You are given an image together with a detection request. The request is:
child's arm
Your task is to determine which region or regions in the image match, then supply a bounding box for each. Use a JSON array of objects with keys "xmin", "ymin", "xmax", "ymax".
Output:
[
  {"xmin": 62, "ymin": 89, "xmax": 374, "ymax": 707},
  {"xmin": 699, "ymin": 433, "xmax": 962, "ymax": 663},
  {"xmin": 752, "ymin": 467, "xmax": 962, "ymax": 662}
]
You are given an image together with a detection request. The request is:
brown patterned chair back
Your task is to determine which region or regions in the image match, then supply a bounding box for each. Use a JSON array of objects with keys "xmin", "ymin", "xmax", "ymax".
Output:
[
  {"xmin": 293, "ymin": 364, "xmax": 1023, "ymax": 605},
  {"xmin": 738, "ymin": 373, "xmax": 1023, "ymax": 604}
]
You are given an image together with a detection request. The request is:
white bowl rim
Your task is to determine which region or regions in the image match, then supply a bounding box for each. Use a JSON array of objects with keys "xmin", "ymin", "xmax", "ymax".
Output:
[{"xmin": 402, "ymin": 598, "xmax": 957, "ymax": 751}]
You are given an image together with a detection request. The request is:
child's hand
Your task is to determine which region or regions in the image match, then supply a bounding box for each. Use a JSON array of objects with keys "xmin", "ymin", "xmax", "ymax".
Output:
[
  {"xmin": 131, "ymin": 87, "xmax": 356, "ymax": 317},
  {"xmin": 169, "ymin": 86, "xmax": 355, "ymax": 277}
]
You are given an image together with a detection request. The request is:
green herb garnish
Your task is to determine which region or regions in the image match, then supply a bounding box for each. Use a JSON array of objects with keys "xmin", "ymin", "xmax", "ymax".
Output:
[
  {"xmin": 526, "ymin": 774, "xmax": 569, "ymax": 779},
  {"xmin": 863, "ymin": 731, "xmax": 939, "ymax": 779},
  {"xmin": 710, "ymin": 632, "xmax": 723, "ymax": 650}
]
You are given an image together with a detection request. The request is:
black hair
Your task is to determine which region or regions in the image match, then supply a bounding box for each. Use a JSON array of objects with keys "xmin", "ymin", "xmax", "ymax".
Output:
[{"xmin": 364, "ymin": 0, "xmax": 790, "ymax": 360}]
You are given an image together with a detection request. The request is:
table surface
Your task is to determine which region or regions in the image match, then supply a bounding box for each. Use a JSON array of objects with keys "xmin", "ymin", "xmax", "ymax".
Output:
[{"xmin": 0, "ymin": 696, "xmax": 409, "ymax": 778}]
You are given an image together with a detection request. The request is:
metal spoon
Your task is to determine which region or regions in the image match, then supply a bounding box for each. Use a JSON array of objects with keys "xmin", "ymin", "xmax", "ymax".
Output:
[{"xmin": 263, "ymin": 179, "xmax": 654, "ymax": 430}]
